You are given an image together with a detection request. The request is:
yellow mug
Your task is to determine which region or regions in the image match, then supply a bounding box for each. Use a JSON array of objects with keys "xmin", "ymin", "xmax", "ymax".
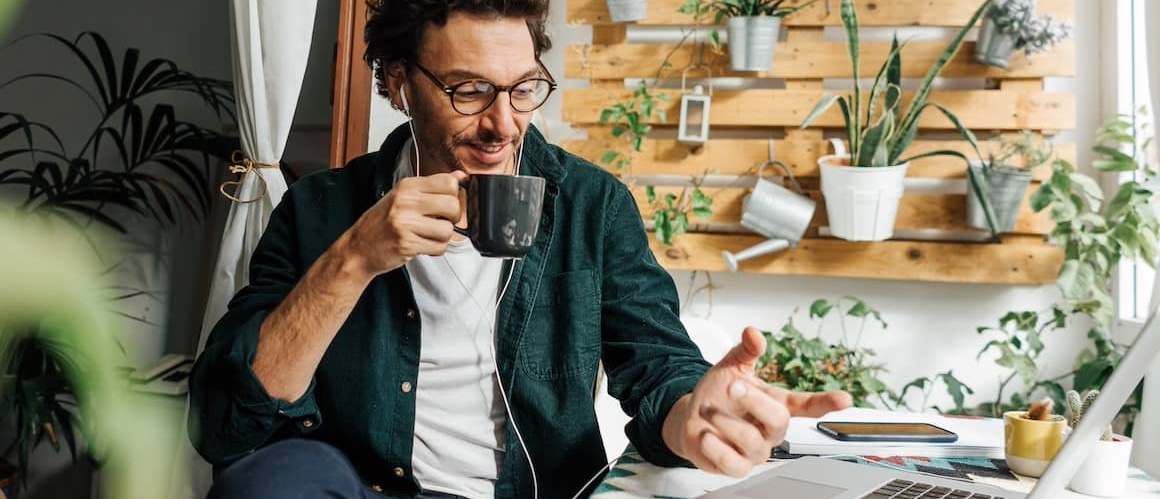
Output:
[{"xmin": 1003, "ymin": 411, "xmax": 1068, "ymax": 477}]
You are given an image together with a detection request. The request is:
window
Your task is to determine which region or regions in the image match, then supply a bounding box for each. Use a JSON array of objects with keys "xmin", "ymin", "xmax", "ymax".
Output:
[{"xmin": 1111, "ymin": 0, "xmax": 1160, "ymax": 341}]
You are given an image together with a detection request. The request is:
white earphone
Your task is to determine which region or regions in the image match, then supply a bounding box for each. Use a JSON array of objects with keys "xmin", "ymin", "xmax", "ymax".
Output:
[{"xmin": 399, "ymin": 85, "xmax": 411, "ymax": 116}]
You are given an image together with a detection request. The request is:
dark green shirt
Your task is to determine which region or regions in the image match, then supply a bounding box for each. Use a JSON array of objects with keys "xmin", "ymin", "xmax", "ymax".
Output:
[{"xmin": 188, "ymin": 125, "xmax": 712, "ymax": 498}]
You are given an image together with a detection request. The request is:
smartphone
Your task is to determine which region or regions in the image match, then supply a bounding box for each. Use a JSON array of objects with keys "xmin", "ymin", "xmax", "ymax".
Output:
[{"xmin": 815, "ymin": 421, "xmax": 958, "ymax": 443}]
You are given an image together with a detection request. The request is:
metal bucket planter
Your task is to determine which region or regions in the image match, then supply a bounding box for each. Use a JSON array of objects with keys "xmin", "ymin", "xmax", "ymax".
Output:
[
  {"xmin": 727, "ymin": 16, "xmax": 780, "ymax": 72},
  {"xmin": 974, "ymin": 17, "xmax": 1021, "ymax": 69},
  {"xmin": 606, "ymin": 0, "xmax": 647, "ymax": 23},
  {"xmin": 966, "ymin": 163, "xmax": 1032, "ymax": 233}
]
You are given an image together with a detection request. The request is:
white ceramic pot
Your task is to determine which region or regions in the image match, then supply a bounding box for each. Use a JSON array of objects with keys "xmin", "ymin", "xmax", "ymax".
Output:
[
  {"xmin": 1068, "ymin": 434, "xmax": 1133, "ymax": 497},
  {"xmin": 818, "ymin": 140, "xmax": 908, "ymax": 241}
]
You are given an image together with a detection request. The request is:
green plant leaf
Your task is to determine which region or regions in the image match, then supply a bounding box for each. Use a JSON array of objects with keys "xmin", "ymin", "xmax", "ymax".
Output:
[
  {"xmin": 800, "ymin": 93, "xmax": 841, "ymax": 130},
  {"xmin": 809, "ymin": 299, "xmax": 833, "ymax": 319},
  {"xmin": 600, "ymin": 150, "xmax": 619, "ymax": 164}
]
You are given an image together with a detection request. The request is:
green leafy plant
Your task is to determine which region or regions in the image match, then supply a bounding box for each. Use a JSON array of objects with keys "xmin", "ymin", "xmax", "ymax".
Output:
[
  {"xmin": 755, "ymin": 296, "xmax": 893, "ymax": 408},
  {"xmin": 0, "ymin": 31, "xmax": 234, "ymax": 490},
  {"xmin": 598, "ymin": 79, "xmax": 669, "ymax": 171},
  {"xmin": 1066, "ymin": 389, "xmax": 1113, "ymax": 441},
  {"xmin": 0, "ymin": 32, "xmax": 236, "ymax": 235},
  {"xmin": 899, "ymin": 112, "xmax": 1158, "ymax": 433},
  {"xmin": 799, "ymin": 0, "xmax": 987, "ymax": 169},
  {"xmin": 645, "ymin": 184, "xmax": 714, "ymax": 246}
]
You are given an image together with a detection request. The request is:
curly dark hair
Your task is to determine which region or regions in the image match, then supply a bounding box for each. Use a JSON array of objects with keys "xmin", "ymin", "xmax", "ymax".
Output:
[{"xmin": 364, "ymin": 0, "xmax": 552, "ymax": 101}]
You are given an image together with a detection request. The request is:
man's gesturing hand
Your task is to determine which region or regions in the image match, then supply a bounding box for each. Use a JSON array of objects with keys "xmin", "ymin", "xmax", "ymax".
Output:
[{"xmin": 662, "ymin": 327, "xmax": 853, "ymax": 477}]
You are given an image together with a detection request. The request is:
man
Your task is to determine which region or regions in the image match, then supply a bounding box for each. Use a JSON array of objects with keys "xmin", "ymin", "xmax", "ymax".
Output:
[{"xmin": 189, "ymin": 0, "xmax": 852, "ymax": 497}]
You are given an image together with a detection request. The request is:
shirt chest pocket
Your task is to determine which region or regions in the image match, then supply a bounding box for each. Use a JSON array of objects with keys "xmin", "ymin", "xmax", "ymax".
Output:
[{"xmin": 517, "ymin": 270, "xmax": 601, "ymax": 381}]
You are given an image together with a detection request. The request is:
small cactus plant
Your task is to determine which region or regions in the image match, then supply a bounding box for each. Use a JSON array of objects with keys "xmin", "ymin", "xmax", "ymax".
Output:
[{"xmin": 1066, "ymin": 389, "xmax": 1114, "ymax": 441}]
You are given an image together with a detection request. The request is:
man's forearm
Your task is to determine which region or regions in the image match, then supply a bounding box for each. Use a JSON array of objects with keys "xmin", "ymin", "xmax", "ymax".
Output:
[{"xmin": 251, "ymin": 234, "xmax": 374, "ymax": 402}]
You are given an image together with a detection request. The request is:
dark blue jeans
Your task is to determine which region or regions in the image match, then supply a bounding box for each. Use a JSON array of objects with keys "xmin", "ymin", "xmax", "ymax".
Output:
[{"xmin": 207, "ymin": 439, "xmax": 466, "ymax": 499}]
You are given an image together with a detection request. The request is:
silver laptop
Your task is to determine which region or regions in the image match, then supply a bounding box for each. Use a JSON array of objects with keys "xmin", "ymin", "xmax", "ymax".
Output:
[{"xmin": 702, "ymin": 303, "xmax": 1160, "ymax": 499}]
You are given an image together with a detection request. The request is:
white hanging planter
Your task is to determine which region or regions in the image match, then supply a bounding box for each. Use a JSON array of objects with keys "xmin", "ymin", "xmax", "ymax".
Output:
[
  {"xmin": 606, "ymin": 0, "xmax": 647, "ymax": 23},
  {"xmin": 1068, "ymin": 434, "xmax": 1133, "ymax": 497},
  {"xmin": 819, "ymin": 141, "xmax": 908, "ymax": 241},
  {"xmin": 726, "ymin": 16, "xmax": 781, "ymax": 71}
]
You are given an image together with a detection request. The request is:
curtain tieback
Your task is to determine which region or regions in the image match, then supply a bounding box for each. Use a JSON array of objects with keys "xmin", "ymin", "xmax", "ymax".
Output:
[{"xmin": 219, "ymin": 151, "xmax": 280, "ymax": 204}]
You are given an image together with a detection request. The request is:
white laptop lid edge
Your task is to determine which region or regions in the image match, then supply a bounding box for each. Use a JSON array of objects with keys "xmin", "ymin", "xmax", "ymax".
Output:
[{"xmin": 1027, "ymin": 302, "xmax": 1160, "ymax": 498}]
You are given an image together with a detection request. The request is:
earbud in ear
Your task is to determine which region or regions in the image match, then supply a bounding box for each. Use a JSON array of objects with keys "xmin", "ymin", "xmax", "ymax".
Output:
[{"xmin": 399, "ymin": 86, "xmax": 411, "ymax": 115}]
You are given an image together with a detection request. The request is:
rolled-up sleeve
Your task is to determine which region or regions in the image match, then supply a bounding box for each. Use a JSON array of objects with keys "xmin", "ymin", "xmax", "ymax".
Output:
[
  {"xmin": 598, "ymin": 183, "xmax": 711, "ymax": 467},
  {"xmin": 187, "ymin": 192, "xmax": 323, "ymax": 466}
]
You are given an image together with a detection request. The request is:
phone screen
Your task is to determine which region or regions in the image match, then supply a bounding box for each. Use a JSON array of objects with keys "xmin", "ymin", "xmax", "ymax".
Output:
[{"xmin": 816, "ymin": 421, "xmax": 958, "ymax": 443}]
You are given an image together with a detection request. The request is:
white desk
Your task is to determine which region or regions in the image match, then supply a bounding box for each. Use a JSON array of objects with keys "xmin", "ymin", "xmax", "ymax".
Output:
[{"xmin": 592, "ymin": 451, "xmax": 1160, "ymax": 498}]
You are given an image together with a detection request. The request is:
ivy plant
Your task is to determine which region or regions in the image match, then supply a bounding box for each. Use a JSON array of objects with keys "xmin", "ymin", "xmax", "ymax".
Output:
[
  {"xmin": 598, "ymin": 78, "xmax": 669, "ymax": 172},
  {"xmin": 646, "ymin": 184, "xmax": 713, "ymax": 246}
]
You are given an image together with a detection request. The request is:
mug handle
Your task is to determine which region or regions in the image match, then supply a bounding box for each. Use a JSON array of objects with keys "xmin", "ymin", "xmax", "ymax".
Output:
[{"xmin": 452, "ymin": 181, "xmax": 470, "ymax": 237}]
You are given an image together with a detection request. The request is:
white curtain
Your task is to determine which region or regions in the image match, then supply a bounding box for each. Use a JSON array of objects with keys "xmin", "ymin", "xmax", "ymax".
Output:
[{"xmin": 171, "ymin": 1, "xmax": 318, "ymax": 497}]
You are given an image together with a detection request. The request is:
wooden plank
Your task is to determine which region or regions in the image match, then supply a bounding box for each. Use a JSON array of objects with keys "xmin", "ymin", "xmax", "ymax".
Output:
[
  {"xmin": 562, "ymin": 89, "xmax": 1076, "ymax": 130},
  {"xmin": 564, "ymin": 40, "xmax": 1075, "ymax": 79},
  {"xmin": 562, "ymin": 135, "xmax": 1076, "ymax": 181},
  {"xmin": 649, "ymin": 234, "xmax": 1062, "ymax": 284},
  {"xmin": 632, "ymin": 186, "xmax": 1053, "ymax": 234},
  {"xmin": 568, "ymin": 0, "xmax": 1073, "ymax": 27}
]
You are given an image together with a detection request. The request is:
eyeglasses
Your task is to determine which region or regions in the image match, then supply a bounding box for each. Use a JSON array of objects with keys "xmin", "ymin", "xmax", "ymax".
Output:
[{"xmin": 410, "ymin": 60, "xmax": 558, "ymax": 116}]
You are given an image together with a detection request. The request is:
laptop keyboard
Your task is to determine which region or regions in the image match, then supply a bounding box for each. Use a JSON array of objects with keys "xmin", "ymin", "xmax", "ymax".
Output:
[{"xmin": 861, "ymin": 479, "xmax": 1009, "ymax": 499}]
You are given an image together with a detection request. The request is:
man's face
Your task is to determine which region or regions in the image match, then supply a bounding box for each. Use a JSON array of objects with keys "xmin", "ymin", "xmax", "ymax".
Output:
[{"xmin": 393, "ymin": 13, "xmax": 541, "ymax": 176}]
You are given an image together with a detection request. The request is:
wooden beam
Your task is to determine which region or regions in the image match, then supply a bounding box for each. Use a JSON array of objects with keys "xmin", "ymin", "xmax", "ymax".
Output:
[
  {"xmin": 565, "ymin": 40, "xmax": 1075, "ymax": 80},
  {"xmin": 563, "ymin": 89, "xmax": 1076, "ymax": 130},
  {"xmin": 648, "ymin": 234, "xmax": 1063, "ymax": 285},
  {"xmin": 568, "ymin": 0, "xmax": 1073, "ymax": 27},
  {"xmin": 562, "ymin": 135, "xmax": 1075, "ymax": 180},
  {"xmin": 632, "ymin": 186, "xmax": 1053, "ymax": 234}
]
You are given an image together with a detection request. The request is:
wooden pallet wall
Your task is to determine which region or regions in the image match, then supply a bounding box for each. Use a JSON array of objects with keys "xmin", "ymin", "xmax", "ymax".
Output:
[{"xmin": 561, "ymin": 0, "xmax": 1075, "ymax": 285}]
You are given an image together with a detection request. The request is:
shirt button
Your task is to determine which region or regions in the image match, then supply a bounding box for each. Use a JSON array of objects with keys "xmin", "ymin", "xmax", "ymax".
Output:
[
  {"xmin": 301, "ymin": 418, "xmax": 314, "ymax": 428},
  {"xmin": 371, "ymin": 484, "xmax": 383, "ymax": 492},
  {"xmin": 393, "ymin": 466, "xmax": 405, "ymax": 478},
  {"xmin": 405, "ymin": 308, "xmax": 416, "ymax": 319},
  {"xmin": 401, "ymin": 381, "xmax": 413, "ymax": 393}
]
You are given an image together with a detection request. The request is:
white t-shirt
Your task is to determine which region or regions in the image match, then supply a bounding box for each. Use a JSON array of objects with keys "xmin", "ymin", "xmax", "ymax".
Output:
[{"xmin": 396, "ymin": 144, "xmax": 507, "ymax": 498}]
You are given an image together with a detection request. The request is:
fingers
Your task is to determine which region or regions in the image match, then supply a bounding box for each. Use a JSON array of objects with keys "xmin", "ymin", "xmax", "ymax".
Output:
[
  {"xmin": 696, "ymin": 430, "xmax": 754, "ymax": 478},
  {"xmin": 728, "ymin": 381, "xmax": 792, "ymax": 445},
  {"xmin": 701, "ymin": 399, "xmax": 778, "ymax": 466},
  {"xmin": 765, "ymin": 385, "xmax": 854, "ymax": 418},
  {"xmin": 718, "ymin": 327, "xmax": 767, "ymax": 372}
]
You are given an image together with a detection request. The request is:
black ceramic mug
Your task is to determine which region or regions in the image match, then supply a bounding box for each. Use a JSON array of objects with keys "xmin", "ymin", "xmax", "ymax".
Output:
[{"xmin": 455, "ymin": 174, "xmax": 546, "ymax": 258}]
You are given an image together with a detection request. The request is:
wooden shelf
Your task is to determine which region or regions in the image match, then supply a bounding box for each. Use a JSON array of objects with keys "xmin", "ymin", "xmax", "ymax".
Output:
[{"xmin": 651, "ymin": 234, "xmax": 1063, "ymax": 285}]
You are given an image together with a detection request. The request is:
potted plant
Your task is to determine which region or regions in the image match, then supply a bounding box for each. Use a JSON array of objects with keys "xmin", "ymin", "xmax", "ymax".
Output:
[
  {"xmin": 966, "ymin": 131, "xmax": 1054, "ymax": 234},
  {"xmin": 755, "ymin": 296, "xmax": 894, "ymax": 408},
  {"xmin": 681, "ymin": 0, "xmax": 817, "ymax": 71},
  {"xmin": 799, "ymin": 0, "xmax": 988, "ymax": 241},
  {"xmin": 1066, "ymin": 389, "xmax": 1134, "ymax": 497},
  {"xmin": 606, "ymin": 0, "xmax": 648, "ymax": 23},
  {"xmin": 1003, "ymin": 397, "xmax": 1068, "ymax": 477},
  {"xmin": 975, "ymin": 0, "xmax": 1073, "ymax": 69},
  {"xmin": 0, "ymin": 31, "xmax": 234, "ymax": 493}
]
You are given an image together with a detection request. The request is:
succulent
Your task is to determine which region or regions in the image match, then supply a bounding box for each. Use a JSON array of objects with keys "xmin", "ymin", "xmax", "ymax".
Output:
[
  {"xmin": 1066, "ymin": 389, "xmax": 1114, "ymax": 441},
  {"xmin": 985, "ymin": 130, "xmax": 1054, "ymax": 171},
  {"xmin": 986, "ymin": 0, "xmax": 1073, "ymax": 57}
]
